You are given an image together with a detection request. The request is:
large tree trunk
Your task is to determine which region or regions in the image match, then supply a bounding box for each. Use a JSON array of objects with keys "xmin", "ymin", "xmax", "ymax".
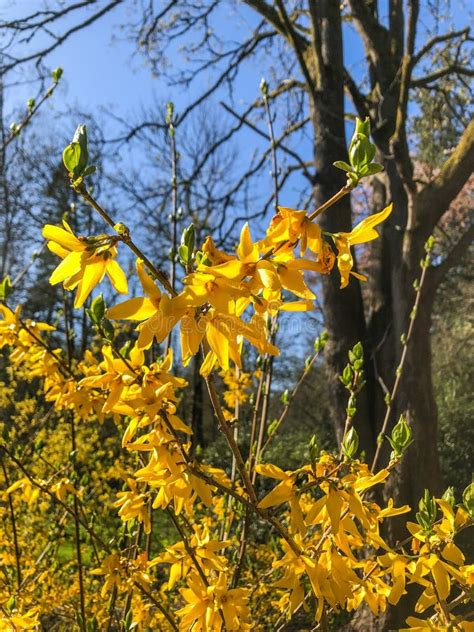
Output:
[
  {"xmin": 310, "ymin": 6, "xmax": 444, "ymax": 628},
  {"xmin": 310, "ymin": 0, "xmax": 376, "ymax": 460}
]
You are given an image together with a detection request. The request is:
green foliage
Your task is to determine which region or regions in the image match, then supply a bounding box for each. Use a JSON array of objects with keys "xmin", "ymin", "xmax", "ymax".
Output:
[
  {"xmin": 334, "ymin": 117, "xmax": 383, "ymax": 185},
  {"xmin": 416, "ymin": 489, "xmax": 438, "ymax": 534},
  {"xmin": 387, "ymin": 415, "xmax": 413, "ymax": 459},
  {"xmin": 178, "ymin": 223, "xmax": 195, "ymax": 268},
  {"xmin": 342, "ymin": 427, "xmax": 359, "ymax": 459},
  {"xmin": 63, "ymin": 124, "xmax": 96, "ymax": 185}
]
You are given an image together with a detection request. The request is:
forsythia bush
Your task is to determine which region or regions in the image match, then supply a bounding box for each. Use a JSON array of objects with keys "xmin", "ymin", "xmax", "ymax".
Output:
[{"xmin": 0, "ymin": 119, "xmax": 473, "ymax": 632}]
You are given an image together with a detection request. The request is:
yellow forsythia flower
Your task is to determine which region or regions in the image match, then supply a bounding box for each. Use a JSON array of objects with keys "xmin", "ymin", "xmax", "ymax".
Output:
[{"xmin": 43, "ymin": 220, "xmax": 128, "ymax": 307}]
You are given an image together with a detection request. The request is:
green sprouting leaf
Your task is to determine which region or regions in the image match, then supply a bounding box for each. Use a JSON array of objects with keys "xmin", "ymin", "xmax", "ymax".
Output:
[
  {"xmin": 308, "ymin": 434, "xmax": 319, "ymax": 462},
  {"xmin": 119, "ymin": 340, "xmax": 133, "ymax": 359},
  {"xmin": 355, "ymin": 117, "xmax": 371, "ymax": 138},
  {"xmin": 63, "ymin": 124, "xmax": 91, "ymax": 180},
  {"xmin": 82, "ymin": 165, "xmax": 97, "ymax": 177},
  {"xmin": 346, "ymin": 118, "xmax": 383, "ymax": 181},
  {"xmin": 387, "ymin": 414, "xmax": 412, "ymax": 457},
  {"xmin": 101, "ymin": 319, "xmax": 115, "ymax": 341},
  {"xmin": 342, "ymin": 427, "xmax": 359, "ymax": 459},
  {"xmin": 416, "ymin": 489, "xmax": 437, "ymax": 533},
  {"xmin": 63, "ymin": 142, "xmax": 82, "ymax": 177},
  {"xmin": 51, "ymin": 67, "xmax": 63, "ymax": 83},
  {"xmin": 178, "ymin": 244, "xmax": 189, "ymax": 264},
  {"xmin": 462, "ymin": 482, "xmax": 474, "ymax": 518},
  {"xmin": 442, "ymin": 486, "xmax": 455, "ymax": 508},
  {"xmin": 352, "ymin": 341, "xmax": 363, "ymax": 361},
  {"xmin": 360, "ymin": 163, "xmax": 384, "ymax": 176},
  {"xmin": 340, "ymin": 364, "xmax": 353, "ymax": 386},
  {"xmin": 89, "ymin": 294, "xmax": 106, "ymax": 324},
  {"xmin": 333, "ymin": 161, "xmax": 353, "ymax": 173},
  {"xmin": 267, "ymin": 419, "xmax": 278, "ymax": 437},
  {"xmin": 0, "ymin": 276, "xmax": 13, "ymax": 302},
  {"xmin": 314, "ymin": 330, "xmax": 328, "ymax": 353}
]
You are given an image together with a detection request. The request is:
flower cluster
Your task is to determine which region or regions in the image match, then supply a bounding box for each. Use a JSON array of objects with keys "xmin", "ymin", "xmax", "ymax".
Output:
[{"xmin": 0, "ymin": 121, "xmax": 471, "ymax": 631}]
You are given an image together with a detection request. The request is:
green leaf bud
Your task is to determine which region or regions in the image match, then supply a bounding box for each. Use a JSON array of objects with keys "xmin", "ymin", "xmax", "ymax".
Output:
[
  {"xmin": 462, "ymin": 482, "xmax": 474, "ymax": 518},
  {"xmin": 342, "ymin": 427, "xmax": 359, "ymax": 459}
]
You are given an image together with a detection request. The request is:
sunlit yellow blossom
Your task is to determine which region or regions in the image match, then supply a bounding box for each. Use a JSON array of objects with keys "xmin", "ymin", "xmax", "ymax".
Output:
[
  {"xmin": 43, "ymin": 221, "xmax": 128, "ymax": 307},
  {"xmin": 332, "ymin": 204, "xmax": 392, "ymax": 288},
  {"xmin": 107, "ymin": 258, "xmax": 184, "ymax": 348},
  {"xmin": 261, "ymin": 206, "xmax": 323, "ymax": 256},
  {"xmin": 177, "ymin": 572, "xmax": 250, "ymax": 631},
  {"xmin": 0, "ymin": 607, "xmax": 40, "ymax": 630}
]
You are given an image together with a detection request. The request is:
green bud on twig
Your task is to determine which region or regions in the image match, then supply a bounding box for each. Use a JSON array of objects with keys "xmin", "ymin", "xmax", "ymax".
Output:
[
  {"xmin": 52, "ymin": 67, "xmax": 63, "ymax": 83},
  {"xmin": 308, "ymin": 434, "xmax": 319, "ymax": 463},
  {"xmin": 314, "ymin": 330, "xmax": 328, "ymax": 353},
  {"xmin": 416, "ymin": 489, "xmax": 437, "ymax": 533},
  {"xmin": 442, "ymin": 486, "xmax": 455, "ymax": 508},
  {"xmin": 87, "ymin": 294, "xmax": 106, "ymax": 325},
  {"xmin": 334, "ymin": 118, "xmax": 383, "ymax": 186},
  {"xmin": 0, "ymin": 276, "xmax": 13, "ymax": 302},
  {"xmin": 387, "ymin": 414, "xmax": 412, "ymax": 458},
  {"xmin": 63, "ymin": 124, "xmax": 96, "ymax": 183},
  {"xmin": 462, "ymin": 482, "xmax": 474, "ymax": 518},
  {"xmin": 267, "ymin": 419, "xmax": 278, "ymax": 437},
  {"xmin": 342, "ymin": 427, "xmax": 359, "ymax": 459}
]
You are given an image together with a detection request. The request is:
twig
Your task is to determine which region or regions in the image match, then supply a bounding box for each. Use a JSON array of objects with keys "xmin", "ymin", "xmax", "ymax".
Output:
[
  {"xmin": 3, "ymin": 75, "xmax": 61, "ymax": 150},
  {"xmin": 0, "ymin": 458, "xmax": 22, "ymax": 588},
  {"xmin": 261, "ymin": 348, "xmax": 321, "ymax": 455},
  {"xmin": 77, "ymin": 187, "xmax": 176, "ymax": 296},
  {"xmin": 165, "ymin": 102, "xmax": 179, "ymax": 353},
  {"xmin": 63, "ymin": 290, "xmax": 86, "ymax": 630},
  {"xmin": 371, "ymin": 248, "xmax": 430, "ymax": 471}
]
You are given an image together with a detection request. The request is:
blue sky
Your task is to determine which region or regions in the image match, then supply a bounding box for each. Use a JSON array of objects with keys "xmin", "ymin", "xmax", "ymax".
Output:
[{"xmin": 3, "ymin": 3, "xmax": 280, "ymax": 130}]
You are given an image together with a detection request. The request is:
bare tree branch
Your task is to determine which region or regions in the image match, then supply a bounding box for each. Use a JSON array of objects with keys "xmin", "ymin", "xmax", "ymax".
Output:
[
  {"xmin": 411, "ymin": 64, "xmax": 474, "ymax": 88},
  {"xmin": 431, "ymin": 222, "xmax": 474, "ymax": 287},
  {"xmin": 412, "ymin": 27, "xmax": 471, "ymax": 66},
  {"xmin": 416, "ymin": 119, "xmax": 474, "ymax": 229},
  {"xmin": 1, "ymin": 0, "xmax": 123, "ymax": 71}
]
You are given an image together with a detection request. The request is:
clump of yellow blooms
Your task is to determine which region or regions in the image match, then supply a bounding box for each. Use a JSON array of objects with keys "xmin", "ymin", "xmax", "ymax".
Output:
[{"xmin": 0, "ymin": 121, "xmax": 472, "ymax": 631}]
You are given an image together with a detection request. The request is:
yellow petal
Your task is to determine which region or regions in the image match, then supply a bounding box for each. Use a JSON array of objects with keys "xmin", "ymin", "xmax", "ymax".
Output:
[
  {"xmin": 256, "ymin": 260, "xmax": 281, "ymax": 290},
  {"xmin": 107, "ymin": 297, "xmax": 157, "ymax": 321},
  {"xmin": 42, "ymin": 224, "xmax": 84, "ymax": 250},
  {"xmin": 237, "ymin": 223, "xmax": 258, "ymax": 262},
  {"xmin": 255, "ymin": 463, "xmax": 288, "ymax": 480},
  {"xmin": 305, "ymin": 222, "xmax": 322, "ymax": 254},
  {"xmin": 74, "ymin": 261, "xmax": 106, "ymax": 308},
  {"xmin": 180, "ymin": 312, "xmax": 206, "ymax": 364},
  {"xmin": 206, "ymin": 322, "xmax": 229, "ymax": 370},
  {"xmin": 202, "ymin": 259, "xmax": 244, "ymax": 280},
  {"xmin": 305, "ymin": 495, "xmax": 327, "ymax": 525},
  {"xmin": 199, "ymin": 350, "xmax": 217, "ymax": 376},
  {"xmin": 388, "ymin": 575, "xmax": 405, "ymax": 605},
  {"xmin": 354, "ymin": 469, "xmax": 389, "ymax": 492},
  {"xmin": 279, "ymin": 266, "xmax": 315, "ymax": 299},
  {"xmin": 106, "ymin": 259, "xmax": 128, "ymax": 294},
  {"xmin": 431, "ymin": 561, "xmax": 450, "ymax": 600},
  {"xmin": 326, "ymin": 490, "xmax": 343, "ymax": 533},
  {"xmin": 49, "ymin": 250, "xmax": 84, "ymax": 285},
  {"xmin": 441, "ymin": 542, "xmax": 464, "ymax": 566},
  {"xmin": 47, "ymin": 241, "xmax": 69, "ymax": 259},
  {"xmin": 136, "ymin": 259, "xmax": 161, "ymax": 299},
  {"xmin": 344, "ymin": 203, "xmax": 393, "ymax": 246},
  {"xmin": 279, "ymin": 300, "xmax": 314, "ymax": 312},
  {"xmin": 258, "ymin": 479, "xmax": 293, "ymax": 509}
]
